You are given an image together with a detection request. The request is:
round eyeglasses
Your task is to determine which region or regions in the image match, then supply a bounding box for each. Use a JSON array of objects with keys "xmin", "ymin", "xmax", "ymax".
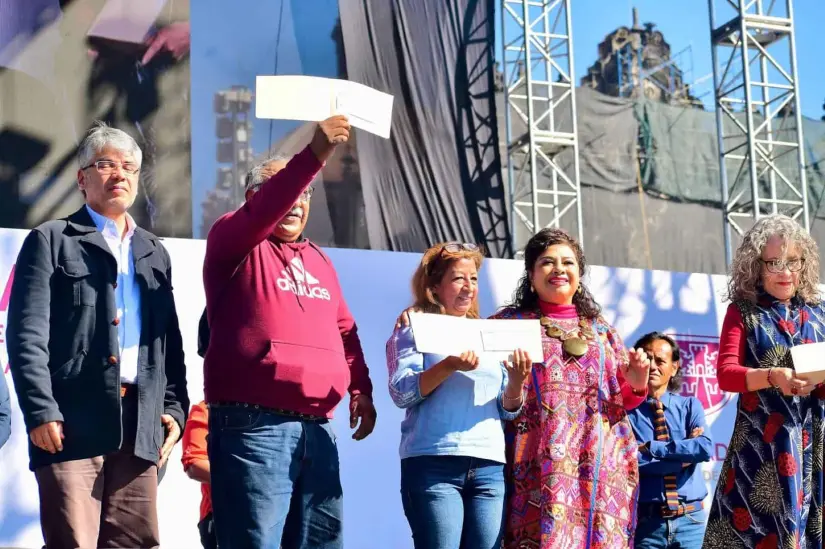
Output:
[{"xmin": 761, "ymin": 258, "xmax": 805, "ymax": 273}]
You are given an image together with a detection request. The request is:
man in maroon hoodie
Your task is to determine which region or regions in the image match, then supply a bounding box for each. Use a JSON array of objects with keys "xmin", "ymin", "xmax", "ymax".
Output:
[{"xmin": 203, "ymin": 115, "xmax": 376, "ymax": 549}]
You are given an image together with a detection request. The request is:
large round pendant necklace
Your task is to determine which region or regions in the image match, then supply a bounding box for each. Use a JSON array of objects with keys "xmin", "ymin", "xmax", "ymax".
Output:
[
  {"xmin": 540, "ymin": 316, "xmax": 594, "ymax": 358},
  {"xmin": 563, "ymin": 337, "xmax": 589, "ymax": 358}
]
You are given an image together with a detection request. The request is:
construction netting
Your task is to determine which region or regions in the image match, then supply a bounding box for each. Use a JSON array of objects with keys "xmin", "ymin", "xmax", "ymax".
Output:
[{"xmin": 508, "ymin": 86, "xmax": 825, "ymax": 275}]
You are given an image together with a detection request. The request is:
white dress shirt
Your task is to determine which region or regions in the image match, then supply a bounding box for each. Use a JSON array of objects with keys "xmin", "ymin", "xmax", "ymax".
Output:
[{"xmin": 85, "ymin": 205, "xmax": 141, "ymax": 384}]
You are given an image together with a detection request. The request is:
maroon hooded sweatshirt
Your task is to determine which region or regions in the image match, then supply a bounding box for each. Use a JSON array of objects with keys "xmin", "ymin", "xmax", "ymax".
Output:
[{"xmin": 202, "ymin": 145, "xmax": 372, "ymax": 417}]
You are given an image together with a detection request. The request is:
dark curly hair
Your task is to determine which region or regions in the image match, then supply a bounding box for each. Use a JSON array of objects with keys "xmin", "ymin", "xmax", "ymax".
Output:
[
  {"xmin": 633, "ymin": 332, "xmax": 683, "ymax": 392},
  {"xmin": 509, "ymin": 228, "xmax": 602, "ymax": 319}
]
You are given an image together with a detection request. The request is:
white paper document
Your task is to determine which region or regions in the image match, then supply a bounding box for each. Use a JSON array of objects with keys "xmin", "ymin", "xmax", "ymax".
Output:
[
  {"xmin": 408, "ymin": 313, "xmax": 543, "ymax": 363},
  {"xmin": 791, "ymin": 341, "xmax": 825, "ymax": 383},
  {"xmin": 255, "ymin": 75, "xmax": 394, "ymax": 139}
]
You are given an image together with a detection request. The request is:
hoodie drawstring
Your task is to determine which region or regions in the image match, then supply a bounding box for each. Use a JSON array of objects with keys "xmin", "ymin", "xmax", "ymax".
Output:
[
  {"xmin": 272, "ymin": 242, "xmax": 306, "ymax": 311},
  {"xmin": 293, "ymin": 246, "xmax": 306, "ymax": 311}
]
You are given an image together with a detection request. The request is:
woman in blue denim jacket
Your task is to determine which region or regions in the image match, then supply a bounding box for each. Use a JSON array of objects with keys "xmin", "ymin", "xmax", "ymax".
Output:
[{"xmin": 386, "ymin": 242, "xmax": 532, "ymax": 549}]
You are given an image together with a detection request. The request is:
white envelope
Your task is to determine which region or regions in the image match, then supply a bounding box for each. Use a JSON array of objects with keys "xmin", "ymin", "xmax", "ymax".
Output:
[
  {"xmin": 790, "ymin": 341, "xmax": 825, "ymax": 385},
  {"xmin": 408, "ymin": 312, "xmax": 543, "ymax": 363},
  {"xmin": 255, "ymin": 75, "xmax": 394, "ymax": 139},
  {"xmin": 333, "ymin": 81, "xmax": 394, "ymax": 139}
]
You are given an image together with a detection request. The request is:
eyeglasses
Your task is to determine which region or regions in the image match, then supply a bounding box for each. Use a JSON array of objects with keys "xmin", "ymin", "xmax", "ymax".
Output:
[
  {"xmin": 761, "ymin": 258, "xmax": 805, "ymax": 273},
  {"xmin": 82, "ymin": 160, "xmax": 140, "ymax": 175}
]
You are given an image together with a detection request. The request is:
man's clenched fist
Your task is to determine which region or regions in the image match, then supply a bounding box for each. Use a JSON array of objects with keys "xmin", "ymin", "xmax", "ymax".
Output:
[{"xmin": 310, "ymin": 115, "xmax": 351, "ymax": 163}]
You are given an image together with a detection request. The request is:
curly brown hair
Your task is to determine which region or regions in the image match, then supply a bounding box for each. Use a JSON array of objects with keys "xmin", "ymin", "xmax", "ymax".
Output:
[
  {"xmin": 726, "ymin": 214, "xmax": 821, "ymax": 305},
  {"xmin": 508, "ymin": 228, "xmax": 602, "ymax": 319},
  {"xmin": 409, "ymin": 242, "xmax": 485, "ymax": 318}
]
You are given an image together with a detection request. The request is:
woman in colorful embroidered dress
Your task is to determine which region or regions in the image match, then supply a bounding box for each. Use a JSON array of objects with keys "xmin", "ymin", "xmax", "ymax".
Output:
[
  {"xmin": 386, "ymin": 243, "xmax": 533, "ymax": 549},
  {"xmin": 703, "ymin": 214, "xmax": 825, "ymax": 549},
  {"xmin": 492, "ymin": 228, "xmax": 651, "ymax": 548}
]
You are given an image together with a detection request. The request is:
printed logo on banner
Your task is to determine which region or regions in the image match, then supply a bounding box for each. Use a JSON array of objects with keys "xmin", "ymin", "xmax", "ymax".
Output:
[{"xmin": 674, "ymin": 334, "xmax": 729, "ymax": 415}]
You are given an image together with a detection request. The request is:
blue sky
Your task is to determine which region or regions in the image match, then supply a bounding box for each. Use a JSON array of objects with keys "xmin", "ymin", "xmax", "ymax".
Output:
[
  {"xmin": 190, "ymin": 0, "xmax": 825, "ymax": 235},
  {"xmin": 493, "ymin": 0, "xmax": 824, "ymax": 117},
  {"xmin": 190, "ymin": 0, "xmax": 340, "ymax": 236}
]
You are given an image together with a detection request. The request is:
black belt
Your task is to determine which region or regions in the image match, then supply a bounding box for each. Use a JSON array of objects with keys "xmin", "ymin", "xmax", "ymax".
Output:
[
  {"xmin": 638, "ymin": 500, "xmax": 704, "ymax": 519},
  {"xmin": 208, "ymin": 401, "xmax": 328, "ymax": 422}
]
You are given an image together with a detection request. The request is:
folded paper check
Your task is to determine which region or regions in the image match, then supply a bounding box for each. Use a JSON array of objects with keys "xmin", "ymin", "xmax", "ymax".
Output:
[
  {"xmin": 255, "ymin": 75, "xmax": 394, "ymax": 139},
  {"xmin": 790, "ymin": 341, "xmax": 825, "ymax": 385},
  {"xmin": 408, "ymin": 312, "xmax": 544, "ymax": 363}
]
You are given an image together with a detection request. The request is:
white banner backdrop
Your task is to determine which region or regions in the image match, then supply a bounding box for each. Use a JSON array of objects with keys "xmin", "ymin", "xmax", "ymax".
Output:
[{"xmin": 0, "ymin": 229, "xmax": 736, "ymax": 548}]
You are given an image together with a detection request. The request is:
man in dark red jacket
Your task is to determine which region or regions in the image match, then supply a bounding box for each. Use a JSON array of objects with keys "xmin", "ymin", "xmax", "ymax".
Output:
[{"xmin": 203, "ymin": 115, "xmax": 376, "ymax": 549}]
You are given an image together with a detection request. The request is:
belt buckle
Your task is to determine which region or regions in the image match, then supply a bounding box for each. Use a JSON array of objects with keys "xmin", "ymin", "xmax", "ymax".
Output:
[{"xmin": 661, "ymin": 505, "xmax": 678, "ymax": 519}]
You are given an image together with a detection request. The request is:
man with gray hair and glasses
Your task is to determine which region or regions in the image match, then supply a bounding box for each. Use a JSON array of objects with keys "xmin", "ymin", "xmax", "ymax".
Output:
[
  {"xmin": 7, "ymin": 122, "xmax": 189, "ymax": 548},
  {"xmin": 203, "ymin": 115, "xmax": 376, "ymax": 548}
]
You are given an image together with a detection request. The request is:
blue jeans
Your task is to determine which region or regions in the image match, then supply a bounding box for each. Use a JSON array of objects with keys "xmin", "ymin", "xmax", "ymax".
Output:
[
  {"xmin": 634, "ymin": 508, "xmax": 707, "ymax": 549},
  {"xmin": 401, "ymin": 455, "xmax": 505, "ymax": 549},
  {"xmin": 208, "ymin": 406, "xmax": 343, "ymax": 549}
]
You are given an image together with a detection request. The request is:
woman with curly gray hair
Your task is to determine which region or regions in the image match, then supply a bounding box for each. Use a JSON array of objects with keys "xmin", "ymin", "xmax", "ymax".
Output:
[{"xmin": 703, "ymin": 214, "xmax": 825, "ymax": 549}]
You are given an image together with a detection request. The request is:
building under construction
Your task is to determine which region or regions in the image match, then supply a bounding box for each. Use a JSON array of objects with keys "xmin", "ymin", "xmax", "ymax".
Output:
[
  {"xmin": 500, "ymin": 2, "xmax": 825, "ymax": 275},
  {"xmin": 581, "ymin": 9, "xmax": 703, "ymax": 109}
]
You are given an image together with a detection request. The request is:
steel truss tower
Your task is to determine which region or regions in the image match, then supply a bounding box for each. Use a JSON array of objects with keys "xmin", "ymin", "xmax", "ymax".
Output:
[
  {"xmin": 708, "ymin": 0, "xmax": 809, "ymax": 264},
  {"xmin": 501, "ymin": 0, "xmax": 582, "ymax": 253}
]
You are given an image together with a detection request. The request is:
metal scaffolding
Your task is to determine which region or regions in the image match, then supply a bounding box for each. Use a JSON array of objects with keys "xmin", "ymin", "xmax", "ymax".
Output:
[
  {"xmin": 214, "ymin": 86, "xmax": 253, "ymax": 209},
  {"xmin": 708, "ymin": 0, "xmax": 809, "ymax": 264},
  {"xmin": 501, "ymin": 0, "xmax": 582, "ymax": 253}
]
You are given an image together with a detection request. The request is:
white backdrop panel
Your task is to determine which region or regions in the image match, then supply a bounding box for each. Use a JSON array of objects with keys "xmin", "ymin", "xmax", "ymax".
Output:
[{"xmin": 0, "ymin": 230, "xmax": 735, "ymax": 548}]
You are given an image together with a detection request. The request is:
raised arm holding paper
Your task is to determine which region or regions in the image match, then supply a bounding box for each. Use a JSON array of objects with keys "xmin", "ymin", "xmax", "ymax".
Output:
[{"xmin": 203, "ymin": 115, "xmax": 375, "ymax": 549}]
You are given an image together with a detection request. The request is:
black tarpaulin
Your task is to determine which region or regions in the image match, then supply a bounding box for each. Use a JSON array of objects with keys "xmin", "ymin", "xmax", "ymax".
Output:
[{"xmin": 339, "ymin": 0, "xmax": 511, "ymax": 257}]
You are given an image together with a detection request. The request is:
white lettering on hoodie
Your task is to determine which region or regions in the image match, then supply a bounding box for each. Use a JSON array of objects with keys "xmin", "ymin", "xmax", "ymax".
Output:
[{"xmin": 276, "ymin": 257, "xmax": 331, "ymax": 300}]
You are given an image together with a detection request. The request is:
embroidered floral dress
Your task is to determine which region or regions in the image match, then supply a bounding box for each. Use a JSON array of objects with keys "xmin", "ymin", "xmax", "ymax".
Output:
[
  {"xmin": 492, "ymin": 302, "xmax": 644, "ymax": 549},
  {"xmin": 703, "ymin": 298, "xmax": 825, "ymax": 549}
]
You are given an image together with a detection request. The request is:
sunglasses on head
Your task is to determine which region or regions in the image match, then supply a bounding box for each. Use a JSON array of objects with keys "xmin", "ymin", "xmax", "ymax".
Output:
[
  {"xmin": 441, "ymin": 243, "xmax": 479, "ymax": 254},
  {"xmin": 426, "ymin": 242, "xmax": 480, "ymax": 275}
]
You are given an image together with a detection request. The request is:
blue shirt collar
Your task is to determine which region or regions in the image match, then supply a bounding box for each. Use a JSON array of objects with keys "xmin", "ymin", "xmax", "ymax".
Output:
[
  {"xmin": 649, "ymin": 390, "xmax": 675, "ymax": 409},
  {"xmin": 85, "ymin": 205, "xmax": 136, "ymax": 240}
]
